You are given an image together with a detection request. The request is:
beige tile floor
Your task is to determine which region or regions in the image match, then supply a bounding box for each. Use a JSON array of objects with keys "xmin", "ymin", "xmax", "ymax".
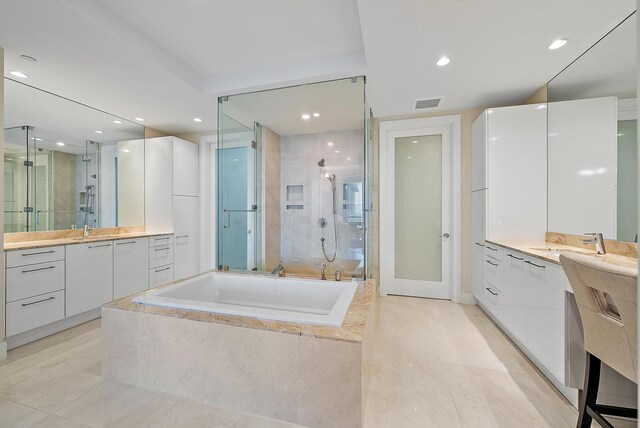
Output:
[{"xmin": 0, "ymin": 296, "xmax": 633, "ymax": 427}]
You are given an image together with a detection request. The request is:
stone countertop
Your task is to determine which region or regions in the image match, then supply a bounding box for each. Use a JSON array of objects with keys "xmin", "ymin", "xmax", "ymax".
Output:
[
  {"xmin": 104, "ymin": 276, "xmax": 376, "ymax": 344},
  {"xmin": 485, "ymin": 240, "xmax": 638, "ymax": 270},
  {"xmin": 4, "ymin": 228, "xmax": 173, "ymax": 251}
]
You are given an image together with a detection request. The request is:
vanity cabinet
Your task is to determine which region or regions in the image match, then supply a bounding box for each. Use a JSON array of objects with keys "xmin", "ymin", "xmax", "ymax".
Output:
[
  {"xmin": 113, "ymin": 238, "xmax": 149, "ymax": 300},
  {"xmin": 66, "ymin": 242, "xmax": 114, "ymax": 317},
  {"xmin": 497, "ymin": 248, "xmax": 526, "ymax": 345}
]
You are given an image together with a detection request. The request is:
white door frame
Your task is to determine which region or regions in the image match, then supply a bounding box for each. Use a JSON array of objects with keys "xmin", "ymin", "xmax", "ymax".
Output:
[{"xmin": 379, "ymin": 115, "xmax": 462, "ymax": 303}]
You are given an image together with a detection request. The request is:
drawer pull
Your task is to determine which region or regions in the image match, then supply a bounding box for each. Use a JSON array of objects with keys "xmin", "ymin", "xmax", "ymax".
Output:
[
  {"xmin": 21, "ymin": 265, "xmax": 55, "ymax": 274},
  {"xmin": 485, "ymin": 260, "xmax": 498, "ymax": 266},
  {"xmin": 525, "ymin": 260, "xmax": 545, "ymax": 269},
  {"xmin": 474, "ymin": 242, "xmax": 485, "ymax": 247},
  {"xmin": 486, "ymin": 246, "xmax": 498, "ymax": 252},
  {"xmin": 88, "ymin": 244, "xmax": 111, "ymax": 249},
  {"xmin": 154, "ymin": 267, "xmax": 171, "ymax": 273},
  {"xmin": 507, "ymin": 254, "xmax": 524, "ymax": 261},
  {"xmin": 21, "ymin": 250, "xmax": 56, "ymax": 257},
  {"xmin": 175, "ymin": 235, "xmax": 189, "ymax": 239},
  {"xmin": 155, "ymin": 237, "xmax": 171, "ymax": 241},
  {"xmin": 485, "ymin": 287, "xmax": 498, "ymax": 296},
  {"xmin": 21, "ymin": 296, "xmax": 55, "ymax": 307},
  {"xmin": 116, "ymin": 241, "xmax": 136, "ymax": 245},
  {"xmin": 155, "ymin": 247, "xmax": 171, "ymax": 252}
]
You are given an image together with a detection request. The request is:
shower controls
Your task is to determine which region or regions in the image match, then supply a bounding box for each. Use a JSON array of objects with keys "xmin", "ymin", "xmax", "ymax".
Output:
[{"xmin": 318, "ymin": 218, "xmax": 328, "ymax": 228}]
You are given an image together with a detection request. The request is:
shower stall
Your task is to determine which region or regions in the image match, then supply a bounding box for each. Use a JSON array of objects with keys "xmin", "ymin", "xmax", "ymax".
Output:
[{"xmin": 217, "ymin": 76, "xmax": 373, "ymax": 279}]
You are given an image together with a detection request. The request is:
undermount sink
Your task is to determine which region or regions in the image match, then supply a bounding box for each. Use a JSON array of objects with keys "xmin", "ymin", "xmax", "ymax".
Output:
[{"xmin": 529, "ymin": 247, "xmax": 591, "ymax": 256}]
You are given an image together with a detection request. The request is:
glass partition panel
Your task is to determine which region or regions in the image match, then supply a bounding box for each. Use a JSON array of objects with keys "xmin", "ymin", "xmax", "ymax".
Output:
[
  {"xmin": 547, "ymin": 12, "xmax": 637, "ymax": 241},
  {"xmin": 3, "ymin": 79, "xmax": 146, "ymax": 232},
  {"xmin": 217, "ymin": 77, "xmax": 366, "ymax": 278}
]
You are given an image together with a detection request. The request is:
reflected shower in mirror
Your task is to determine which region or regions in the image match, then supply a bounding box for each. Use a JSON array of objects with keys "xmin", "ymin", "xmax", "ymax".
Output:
[
  {"xmin": 3, "ymin": 79, "xmax": 146, "ymax": 233},
  {"xmin": 547, "ymin": 12, "xmax": 637, "ymax": 242}
]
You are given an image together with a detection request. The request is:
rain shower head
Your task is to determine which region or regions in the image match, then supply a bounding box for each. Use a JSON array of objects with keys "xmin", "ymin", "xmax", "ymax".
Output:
[{"xmin": 317, "ymin": 158, "xmax": 325, "ymax": 167}]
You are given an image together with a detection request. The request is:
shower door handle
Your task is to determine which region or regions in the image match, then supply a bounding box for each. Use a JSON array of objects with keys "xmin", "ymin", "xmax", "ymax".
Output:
[{"xmin": 223, "ymin": 210, "xmax": 231, "ymax": 229}]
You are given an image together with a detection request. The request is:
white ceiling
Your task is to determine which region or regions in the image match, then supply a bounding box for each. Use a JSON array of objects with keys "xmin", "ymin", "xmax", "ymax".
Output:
[{"xmin": 0, "ymin": 0, "xmax": 636, "ymax": 135}]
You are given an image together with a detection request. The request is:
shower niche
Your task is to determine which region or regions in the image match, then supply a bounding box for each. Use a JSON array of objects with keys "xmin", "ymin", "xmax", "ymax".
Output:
[{"xmin": 217, "ymin": 76, "xmax": 373, "ymax": 279}]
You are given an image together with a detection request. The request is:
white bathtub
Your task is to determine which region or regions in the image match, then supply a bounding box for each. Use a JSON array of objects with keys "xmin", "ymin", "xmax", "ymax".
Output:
[{"xmin": 132, "ymin": 272, "xmax": 359, "ymax": 327}]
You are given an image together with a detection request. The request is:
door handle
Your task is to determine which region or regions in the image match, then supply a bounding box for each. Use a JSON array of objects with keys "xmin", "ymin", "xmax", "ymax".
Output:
[{"xmin": 441, "ymin": 233, "xmax": 450, "ymax": 238}]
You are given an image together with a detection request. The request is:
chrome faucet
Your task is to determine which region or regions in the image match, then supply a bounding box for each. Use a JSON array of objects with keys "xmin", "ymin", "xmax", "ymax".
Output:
[
  {"xmin": 582, "ymin": 233, "xmax": 606, "ymax": 255},
  {"xmin": 83, "ymin": 224, "xmax": 93, "ymax": 239},
  {"xmin": 271, "ymin": 261, "xmax": 286, "ymax": 277},
  {"xmin": 315, "ymin": 262, "xmax": 327, "ymax": 280}
]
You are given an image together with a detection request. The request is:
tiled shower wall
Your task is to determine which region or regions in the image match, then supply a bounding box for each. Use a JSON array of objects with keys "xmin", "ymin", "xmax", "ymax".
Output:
[{"xmin": 280, "ymin": 129, "xmax": 364, "ymax": 276}]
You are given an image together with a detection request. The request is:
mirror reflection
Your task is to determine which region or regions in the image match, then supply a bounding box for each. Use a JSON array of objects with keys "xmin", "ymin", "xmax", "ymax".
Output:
[
  {"xmin": 3, "ymin": 79, "xmax": 146, "ymax": 232},
  {"xmin": 547, "ymin": 12, "xmax": 637, "ymax": 242}
]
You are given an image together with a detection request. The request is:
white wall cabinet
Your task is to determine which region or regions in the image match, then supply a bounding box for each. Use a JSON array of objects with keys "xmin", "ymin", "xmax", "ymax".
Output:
[
  {"xmin": 173, "ymin": 195, "xmax": 199, "ymax": 280},
  {"xmin": 471, "ymin": 191, "xmax": 486, "ymax": 304},
  {"xmin": 113, "ymin": 238, "xmax": 149, "ymax": 300},
  {"xmin": 66, "ymin": 242, "xmax": 114, "ymax": 317},
  {"xmin": 471, "ymin": 111, "xmax": 487, "ymax": 191},
  {"xmin": 173, "ymin": 138, "xmax": 199, "ymax": 197},
  {"xmin": 145, "ymin": 136, "xmax": 174, "ymax": 233}
]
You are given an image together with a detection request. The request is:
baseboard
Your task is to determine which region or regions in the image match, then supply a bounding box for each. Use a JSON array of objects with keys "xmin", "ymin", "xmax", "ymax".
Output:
[
  {"xmin": 6, "ymin": 308, "xmax": 101, "ymax": 350},
  {"xmin": 457, "ymin": 292, "xmax": 476, "ymax": 305},
  {"xmin": 0, "ymin": 341, "xmax": 7, "ymax": 361}
]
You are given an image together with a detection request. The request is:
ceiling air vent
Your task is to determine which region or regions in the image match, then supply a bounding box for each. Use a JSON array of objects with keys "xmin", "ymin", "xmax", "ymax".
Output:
[{"xmin": 413, "ymin": 98, "xmax": 442, "ymax": 110}]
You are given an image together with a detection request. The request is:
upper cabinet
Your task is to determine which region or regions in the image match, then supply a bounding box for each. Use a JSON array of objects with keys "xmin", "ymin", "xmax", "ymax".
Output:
[
  {"xmin": 145, "ymin": 137, "xmax": 174, "ymax": 233},
  {"xmin": 173, "ymin": 137, "xmax": 199, "ymax": 197},
  {"xmin": 472, "ymin": 105, "xmax": 547, "ymax": 242}
]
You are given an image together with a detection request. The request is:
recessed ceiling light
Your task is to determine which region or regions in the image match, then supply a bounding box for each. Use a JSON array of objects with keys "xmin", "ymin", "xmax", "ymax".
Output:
[
  {"xmin": 548, "ymin": 38, "xmax": 568, "ymax": 50},
  {"xmin": 193, "ymin": 117, "xmax": 202, "ymax": 122},
  {"xmin": 112, "ymin": 120, "xmax": 122, "ymax": 124},
  {"xmin": 94, "ymin": 130, "xmax": 103, "ymax": 134},
  {"xmin": 19, "ymin": 156, "xmax": 26, "ymax": 159},
  {"xmin": 134, "ymin": 117, "xmax": 145, "ymax": 122},
  {"xmin": 407, "ymin": 156, "xmax": 412, "ymax": 159},
  {"xmin": 56, "ymin": 142, "xmax": 65, "ymax": 146},
  {"xmin": 346, "ymin": 157, "xmax": 351, "ymax": 161},
  {"xmin": 302, "ymin": 114, "xmax": 311, "ymax": 120},
  {"xmin": 436, "ymin": 56, "xmax": 450, "ymax": 66},
  {"xmin": 313, "ymin": 113, "xmax": 320, "ymax": 118},
  {"xmin": 411, "ymin": 140, "xmax": 418, "ymax": 144},
  {"xmin": 9, "ymin": 70, "xmax": 28, "ymax": 78},
  {"xmin": 20, "ymin": 55, "xmax": 37, "ymax": 62},
  {"xmin": 121, "ymin": 149, "xmax": 130, "ymax": 153},
  {"xmin": 335, "ymin": 150, "xmax": 341, "ymax": 154},
  {"xmin": 536, "ymin": 104, "xmax": 547, "ymax": 110},
  {"xmin": 618, "ymin": 133, "xmax": 624, "ymax": 137},
  {"xmin": 327, "ymin": 141, "xmax": 334, "ymax": 146}
]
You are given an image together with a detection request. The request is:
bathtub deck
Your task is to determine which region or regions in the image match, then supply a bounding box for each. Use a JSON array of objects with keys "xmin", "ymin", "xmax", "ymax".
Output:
[{"xmin": 103, "ymin": 277, "xmax": 375, "ymax": 344}]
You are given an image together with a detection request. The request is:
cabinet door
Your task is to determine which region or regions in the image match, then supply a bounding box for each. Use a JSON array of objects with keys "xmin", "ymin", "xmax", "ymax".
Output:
[
  {"xmin": 525, "ymin": 259, "xmax": 565, "ymax": 382},
  {"xmin": 66, "ymin": 242, "xmax": 114, "ymax": 317},
  {"xmin": 471, "ymin": 111, "xmax": 487, "ymax": 191},
  {"xmin": 486, "ymin": 104, "xmax": 547, "ymax": 241},
  {"xmin": 471, "ymin": 190, "xmax": 486, "ymax": 303},
  {"xmin": 173, "ymin": 138, "xmax": 198, "ymax": 197},
  {"xmin": 113, "ymin": 238, "xmax": 149, "ymax": 299},
  {"xmin": 499, "ymin": 249, "xmax": 526, "ymax": 344},
  {"xmin": 145, "ymin": 137, "xmax": 173, "ymax": 232},
  {"xmin": 173, "ymin": 195, "xmax": 199, "ymax": 281}
]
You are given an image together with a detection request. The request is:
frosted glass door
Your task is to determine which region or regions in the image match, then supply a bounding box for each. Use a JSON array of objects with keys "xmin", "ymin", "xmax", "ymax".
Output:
[{"xmin": 387, "ymin": 129, "xmax": 451, "ymax": 299}]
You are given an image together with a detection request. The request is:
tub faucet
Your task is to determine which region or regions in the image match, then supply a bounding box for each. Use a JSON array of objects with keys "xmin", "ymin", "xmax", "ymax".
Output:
[
  {"xmin": 582, "ymin": 233, "xmax": 606, "ymax": 255},
  {"xmin": 315, "ymin": 262, "xmax": 327, "ymax": 280},
  {"xmin": 271, "ymin": 261, "xmax": 286, "ymax": 277}
]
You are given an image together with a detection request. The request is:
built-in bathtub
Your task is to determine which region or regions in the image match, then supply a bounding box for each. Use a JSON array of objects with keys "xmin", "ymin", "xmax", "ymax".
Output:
[{"xmin": 132, "ymin": 272, "xmax": 358, "ymax": 327}]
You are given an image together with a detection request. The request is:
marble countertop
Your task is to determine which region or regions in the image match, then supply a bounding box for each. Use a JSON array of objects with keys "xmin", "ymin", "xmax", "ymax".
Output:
[
  {"xmin": 104, "ymin": 276, "xmax": 376, "ymax": 344},
  {"xmin": 4, "ymin": 228, "xmax": 173, "ymax": 251},
  {"xmin": 486, "ymin": 240, "xmax": 638, "ymax": 270}
]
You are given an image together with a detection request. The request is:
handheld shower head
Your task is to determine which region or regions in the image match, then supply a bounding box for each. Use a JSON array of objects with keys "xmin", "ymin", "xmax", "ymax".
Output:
[
  {"xmin": 326, "ymin": 174, "xmax": 336, "ymax": 183},
  {"xmin": 317, "ymin": 159, "xmax": 326, "ymax": 167}
]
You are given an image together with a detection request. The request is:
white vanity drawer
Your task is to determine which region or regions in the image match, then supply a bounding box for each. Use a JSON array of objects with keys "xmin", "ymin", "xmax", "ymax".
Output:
[
  {"xmin": 149, "ymin": 245, "xmax": 174, "ymax": 268},
  {"xmin": 149, "ymin": 264, "xmax": 174, "ymax": 288},
  {"xmin": 6, "ymin": 260, "xmax": 65, "ymax": 303},
  {"xmin": 7, "ymin": 246, "xmax": 65, "ymax": 268},
  {"xmin": 6, "ymin": 290, "xmax": 65, "ymax": 337},
  {"xmin": 485, "ymin": 256, "xmax": 500, "ymax": 286},
  {"xmin": 149, "ymin": 234, "xmax": 174, "ymax": 247},
  {"xmin": 484, "ymin": 244, "xmax": 501, "ymax": 261}
]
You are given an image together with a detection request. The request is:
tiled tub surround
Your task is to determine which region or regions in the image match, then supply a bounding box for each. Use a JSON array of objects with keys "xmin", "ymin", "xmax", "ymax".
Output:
[
  {"xmin": 103, "ymin": 279, "xmax": 376, "ymax": 427},
  {"xmin": 3, "ymin": 226, "xmax": 161, "ymax": 250}
]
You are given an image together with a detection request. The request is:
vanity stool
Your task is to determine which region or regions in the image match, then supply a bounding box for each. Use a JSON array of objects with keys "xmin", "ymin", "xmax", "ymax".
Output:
[{"xmin": 560, "ymin": 253, "xmax": 637, "ymax": 428}]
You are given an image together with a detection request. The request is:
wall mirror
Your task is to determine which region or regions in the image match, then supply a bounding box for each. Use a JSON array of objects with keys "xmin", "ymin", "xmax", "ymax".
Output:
[
  {"xmin": 547, "ymin": 12, "xmax": 637, "ymax": 242},
  {"xmin": 3, "ymin": 79, "xmax": 146, "ymax": 233}
]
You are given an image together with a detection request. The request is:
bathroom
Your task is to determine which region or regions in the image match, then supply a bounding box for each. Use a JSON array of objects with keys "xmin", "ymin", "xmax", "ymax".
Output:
[{"xmin": 0, "ymin": 1, "xmax": 638, "ymax": 427}]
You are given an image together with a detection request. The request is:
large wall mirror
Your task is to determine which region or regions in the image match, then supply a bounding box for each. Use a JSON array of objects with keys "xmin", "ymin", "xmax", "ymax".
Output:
[
  {"xmin": 3, "ymin": 79, "xmax": 146, "ymax": 233},
  {"xmin": 547, "ymin": 12, "xmax": 637, "ymax": 242}
]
